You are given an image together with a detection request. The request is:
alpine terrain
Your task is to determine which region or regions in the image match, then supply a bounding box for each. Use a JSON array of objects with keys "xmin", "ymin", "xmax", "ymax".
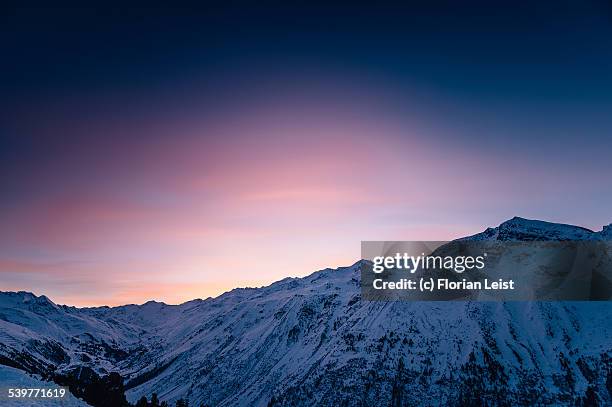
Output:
[{"xmin": 1, "ymin": 217, "xmax": 611, "ymax": 406}]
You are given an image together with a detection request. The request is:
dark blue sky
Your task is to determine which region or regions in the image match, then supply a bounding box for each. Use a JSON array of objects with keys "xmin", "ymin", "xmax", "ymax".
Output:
[
  {"xmin": 2, "ymin": 2, "xmax": 612, "ymax": 160},
  {"xmin": 3, "ymin": 2, "xmax": 612, "ymax": 100}
]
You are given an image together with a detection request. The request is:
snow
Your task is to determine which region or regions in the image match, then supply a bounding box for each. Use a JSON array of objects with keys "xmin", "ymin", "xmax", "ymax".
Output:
[
  {"xmin": 464, "ymin": 216, "xmax": 610, "ymax": 241},
  {"xmin": 0, "ymin": 217, "xmax": 611, "ymax": 406},
  {"xmin": 0, "ymin": 366, "xmax": 89, "ymax": 406}
]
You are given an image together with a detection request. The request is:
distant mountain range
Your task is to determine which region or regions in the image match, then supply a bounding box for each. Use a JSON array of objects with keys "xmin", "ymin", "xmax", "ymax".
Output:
[{"xmin": 1, "ymin": 217, "xmax": 611, "ymax": 406}]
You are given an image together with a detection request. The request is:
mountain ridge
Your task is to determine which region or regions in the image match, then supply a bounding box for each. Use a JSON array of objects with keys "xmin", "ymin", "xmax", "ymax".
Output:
[
  {"xmin": 7, "ymin": 216, "xmax": 612, "ymax": 310},
  {"xmin": 1, "ymin": 217, "xmax": 611, "ymax": 406},
  {"xmin": 464, "ymin": 216, "xmax": 612, "ymax": 242}
]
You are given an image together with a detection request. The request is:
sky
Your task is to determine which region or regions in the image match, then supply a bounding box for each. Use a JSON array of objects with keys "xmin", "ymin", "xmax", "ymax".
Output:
[{"xmin": 1, "ymin": 2, "xmax": 612, "ymax": 306}]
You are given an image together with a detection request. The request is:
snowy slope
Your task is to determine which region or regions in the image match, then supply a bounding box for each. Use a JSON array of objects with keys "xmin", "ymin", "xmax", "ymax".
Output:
[
  {"xmin": 1, "ymin": 217, "xmax": 611, "ymax": 406},
  {"xmin": 464, "ymin": 216, "xmax": 611, "ymax": 241},
  {"xmin": 0, "ymin": 365, "xmax": 89, "ymax": 406}
]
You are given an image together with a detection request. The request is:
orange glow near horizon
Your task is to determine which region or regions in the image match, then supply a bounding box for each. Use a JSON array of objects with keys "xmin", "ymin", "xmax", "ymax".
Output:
[{"xmin": 2, "ymin": 89, "xmax": 606, "ymax": 307}]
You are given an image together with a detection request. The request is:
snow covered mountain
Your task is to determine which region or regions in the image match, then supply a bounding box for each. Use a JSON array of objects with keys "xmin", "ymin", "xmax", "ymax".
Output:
[
  {"xmin": 1, "ymin": 217, "xmax": 611, "ymax": 406},
  {"xmin": 463, "ymin": 216, "xmax": 612, "ymax": 241}
]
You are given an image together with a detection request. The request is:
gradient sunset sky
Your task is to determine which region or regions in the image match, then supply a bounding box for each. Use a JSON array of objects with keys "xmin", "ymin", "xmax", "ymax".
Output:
[{"xmin": 2, "ymin": 2, "xmax": 612, "ymax": 306}]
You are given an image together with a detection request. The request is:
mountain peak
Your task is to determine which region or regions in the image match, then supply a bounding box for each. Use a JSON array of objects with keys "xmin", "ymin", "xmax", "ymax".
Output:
[
  {"xmin": 0, "ymin": 291, "xmax": 61, "ymax": 314},
  {"xmin": 602, "ymin": 223, "xmax": 612, "ymax": 237},
  {"xmin": 465, "ymin": 216, "xmax": 605, "ymax": 241}
]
